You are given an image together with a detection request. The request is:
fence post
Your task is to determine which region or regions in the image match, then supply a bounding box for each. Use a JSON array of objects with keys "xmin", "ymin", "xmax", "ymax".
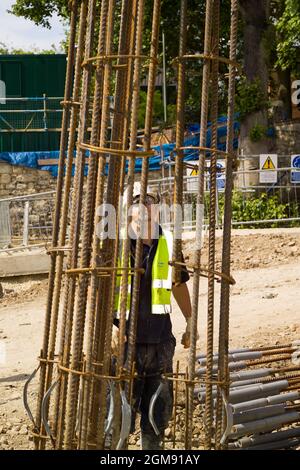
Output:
[
  {"xmin": 43, "ymin": 93, "xmax": 48, "ymax": 131},
  {"xmin": 23, "ymin": 200, "xmax": 30, "ymax": 246}
]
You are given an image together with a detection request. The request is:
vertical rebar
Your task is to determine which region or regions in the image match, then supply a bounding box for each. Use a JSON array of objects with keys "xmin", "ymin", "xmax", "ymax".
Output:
[
  {"xmin": 187, "ymin": 0, "xmax": 214, "ymax": 450},
  {"xmin": 126, "ymin": 0, "xmax": 162, "ymax": 384},
  {"xmin": 34, "ymin": 0, "xmax": 79, "ymax": 450},
  {"xmin": 63, "ymin": 0, "xmax": 99, "ymax": 449},
  {"xmin": 117, "ymin": 0, "xmax": 145, "ymax": 400},
  {"xmin": 204, "ymin": 0, "xmax": 220, "ymax": 450},
  {"xmin": 215, "ymin": 0, "xmax": 239, "ymax": 449},
  {"xmin": 81, "ymin": 0, "xmax": 134, "ymax": 449},
  {"xmin": 173, "ymin": 0, "xmax": 187, "ymax": 285}
]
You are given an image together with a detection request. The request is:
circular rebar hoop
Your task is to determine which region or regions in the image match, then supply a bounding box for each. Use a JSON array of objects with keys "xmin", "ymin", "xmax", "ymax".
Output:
[
  {"xmin": 170, "ymin": 260, "xmax": 236, "ymax": 285},
  {"xmin": 77, "ymin": 141, "xmax": 156, "ymax": 157},
  {"xmin": 174, "ymin": 53, "xmax": 241, "ymax": 69},
  {"xmin": 174, "ymin": 146, "xmax": 230, "ymax": 158},
  {"xmin": 82, "ymin": 53, "xmax": 152, "ymax": 66}
]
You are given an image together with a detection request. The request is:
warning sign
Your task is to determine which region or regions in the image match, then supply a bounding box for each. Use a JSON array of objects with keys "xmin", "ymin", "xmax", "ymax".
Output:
[
  {"xmin": 262, "ymin": 156, "xmax": 276, "ymax": 170},
  {"xmin": 186, "ymin": 161, "xmax": 199, "ymax": 191},
  {"xmin": 259, "ymin": 154, "xmax": 278, "ymax": 183},
  {"xmin": 186, "ymin": 160, "xmax": 226, "ymax": 191}
]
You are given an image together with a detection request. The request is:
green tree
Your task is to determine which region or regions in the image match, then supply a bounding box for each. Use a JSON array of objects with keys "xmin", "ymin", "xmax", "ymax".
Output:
[
  {"xmin": 9, "ymin": 0, "xmax": 69, "ymax": 28},
  {"xmin": 275, "ymin": 0, "xmax": 300, "ymax": 71},
  {"xmin": 8, "ymin": 0, "xmax": 300, "ymax": 128},
  {"xmin": 0, "ymin": 41, "xmax": 59, "ymax": 54}
]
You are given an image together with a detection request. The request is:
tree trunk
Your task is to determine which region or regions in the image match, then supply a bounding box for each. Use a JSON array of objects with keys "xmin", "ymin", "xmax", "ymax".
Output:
[
  {"xmin": 239, "ymin": 0, "xmax": 273, "ymax": 187},
  {"xmin": 273, "ymin": 68, "xmax": 292, "ymax": 122}
]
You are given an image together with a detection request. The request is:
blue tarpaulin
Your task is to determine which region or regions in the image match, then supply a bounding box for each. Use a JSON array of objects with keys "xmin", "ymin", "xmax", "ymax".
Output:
[{"xmin": 0, "ymin": 116, "xmax": 240, "ymax": 177}]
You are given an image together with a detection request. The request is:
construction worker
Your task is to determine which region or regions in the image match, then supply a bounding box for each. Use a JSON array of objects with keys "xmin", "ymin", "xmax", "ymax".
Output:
[{"xmin": 113, "ymin": 184, "xmax": 194, "ymax": 450}]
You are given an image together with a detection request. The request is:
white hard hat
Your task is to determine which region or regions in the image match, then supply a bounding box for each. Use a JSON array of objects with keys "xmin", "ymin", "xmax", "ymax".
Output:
[{"xmin": 123, "ymin": 181, "xmax": 160, "ymax": 204}]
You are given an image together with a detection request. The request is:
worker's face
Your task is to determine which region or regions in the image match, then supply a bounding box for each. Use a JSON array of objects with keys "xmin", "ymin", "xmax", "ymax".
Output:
[{"xmin": 130, "ymin": 195, "xmax": 159, "ymax": 240}]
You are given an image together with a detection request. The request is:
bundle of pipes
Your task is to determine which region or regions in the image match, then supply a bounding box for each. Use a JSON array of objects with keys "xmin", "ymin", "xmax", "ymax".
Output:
[
  {"xmin": 23, "ymin": 0, "xmax": 240, "ymax": 451},
  {"xmin": 194, "ymin": 343, "xmax": 300, "ymax": 449}
]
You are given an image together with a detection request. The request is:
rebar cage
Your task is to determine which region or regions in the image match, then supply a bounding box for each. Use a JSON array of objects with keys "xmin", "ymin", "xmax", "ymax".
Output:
[{"xmin": 22, "ymin": 0, "xmax": 300, "ymax": 451}]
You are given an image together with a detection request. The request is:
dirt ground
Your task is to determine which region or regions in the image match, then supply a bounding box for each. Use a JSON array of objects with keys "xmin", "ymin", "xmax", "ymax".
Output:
[{"xmin": 0, "ymin": 228, "xmax": 299, "ymax": 450}]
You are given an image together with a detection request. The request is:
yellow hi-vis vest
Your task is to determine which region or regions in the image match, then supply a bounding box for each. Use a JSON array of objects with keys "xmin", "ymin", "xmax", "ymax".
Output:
[{"xmin": 114, "ymin": 230, "xmax": 173, "ymax": 319}]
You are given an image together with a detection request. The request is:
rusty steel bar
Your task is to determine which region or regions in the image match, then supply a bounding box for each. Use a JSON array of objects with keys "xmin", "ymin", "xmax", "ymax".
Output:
[
  {"xmin": 51, "ymin": 0, "xmax": 89, "ymax": 448},
  {"xmin": 116, "ymin": 0, "xmax": 139, "ymax": 377},
  {"xmin": 204, "ymin": 0, "xmax": 220, "ymax": 450},
  {"xmin": 34, "ymin": 0, "xmax": 80, "ymax": 450},
  {"xmin": 187, "ymin": 0, "xmax": 215, "ymax": 451},
  {"xmin": 85, "ymin": 0, "xmax": 136, "ymax": 450},
  {"xmin": 215, "ymin": 0, "xmax": 239, "ymax": 450},
  {"xmin": 125, "ymin": 0, "xmax": 162, "ymax": 387},
  {"xmin": 88, "ymin": 0, "xmax": 138, "ymax": 449},
  {"xmin": 54, "ymin": 0, "xmax": 108, "ymax": 447},
  {"xmin": 29, "ymin": 0, "xmax": 245, "ymax": 452},
  {"xmin": 62, "ymin": 0, "xmax": 100, "ymax": 449},
  {"xmin": 173, "ymin": 360, "xmax": 180, "ymax": 449},
  {"xmin": 77, "ymin": 0, "xmax": 118, "ymax": 450},
  {"xmin": 173, "ymin": 0, "xmax": 187, "ymax": 285}
]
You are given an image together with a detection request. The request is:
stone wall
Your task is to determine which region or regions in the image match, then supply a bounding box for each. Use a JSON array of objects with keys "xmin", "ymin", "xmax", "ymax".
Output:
[
  {"xmin": 0, "ymin": 163, "xmax": 56, "ymax": 199},
  {"xmin": 275, "ymin": 122, "xmax": 300, "ymax": 155}
]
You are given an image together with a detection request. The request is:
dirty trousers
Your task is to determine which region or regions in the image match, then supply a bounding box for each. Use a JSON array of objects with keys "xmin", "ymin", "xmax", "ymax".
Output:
[{"xmin": 130, "ymin": 337, "xmax": 176, "ymax": 450}]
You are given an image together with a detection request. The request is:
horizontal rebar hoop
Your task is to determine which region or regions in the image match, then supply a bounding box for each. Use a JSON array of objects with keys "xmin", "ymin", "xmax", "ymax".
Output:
[
  {"xmin": 170, "ymin": 260, "xmax": 236, "ymax": 285},
  {"xmin": 177, "ymin": 53, "xmax": 241, "ymax": 69},
  {"xmin": 174, "ymin": 146, "xmax": 231, "ymax": 157},
  {"xmin": 77, "ymin": 141, "xmax": 155, "ymax": 157}
]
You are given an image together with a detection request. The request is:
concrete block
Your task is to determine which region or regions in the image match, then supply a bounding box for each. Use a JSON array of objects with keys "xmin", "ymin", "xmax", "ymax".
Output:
[
  {"xmin": 0, "ymin": 174, "xmax": 11, "ymax": 185},
  {"xmin": 16, "ymin": 183, "xmax": 27, "ymax": 190},
  {"xmin": 12, "ymin": 166, "xmax": 24, "ymax": 175},
  {"xmin": 16, "ymin": 174, "xmax": 35, "ymax": 184},
  {"xmin": 0, "ymin": 163, "xmax": 13, "ymax": 174}
]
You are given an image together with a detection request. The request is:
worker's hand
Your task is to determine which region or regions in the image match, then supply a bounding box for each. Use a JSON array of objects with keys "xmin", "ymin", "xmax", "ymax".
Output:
[
  {"xmin": 181, "ymin": 318, "xmax": 199, "ymax": 349},
  {"xmin": 111, "ymin": 325, "xmax": 119, "ymax": 356},
  {"xmin": 111, "ymin": 325, "xmax": 127, "ymax": 355}
]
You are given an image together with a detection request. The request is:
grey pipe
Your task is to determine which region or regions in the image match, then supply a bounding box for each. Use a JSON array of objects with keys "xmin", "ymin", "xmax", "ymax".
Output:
[
  {"xmin": 196, "ymin": 360, "xmax": 247, "ymax": 376},
  {"xmin": 233, "ymin": 404, "xmax": 285, "ymax": 425},
  {"xmin": 229, "ymin": 380, "xmax": 289, "ymax": 404},
  {"xmin": 196, "ymin": 348, "xmax": 249, "ymax": 360},
  {"xmin": 197, "ymin": 380, "xmax": 289, "ymax": 404},
  {"xmin": 198, "ymin": 351, "xmax": 262, "ymax": 366},
  {"xmin": 230, "ymin": 411, "xmax": 300, "ymax": 438},
  {"xmin": 230, "ymin": 368, "xmax": 273, "ymax": 382},
  {"xmin": 232, "ymin": 391, "xmax": 300, "ymax": 413},
  {"xmin": 247, "ymin": 437, "xmax": 300, "ymax": 450},
  {"xmin": 228, "ymin": 427, "xmax": 300, "ymax": 449},
  {"xmin": 230, "ymin": 377, "xmax": 272, "ymax": 388}
]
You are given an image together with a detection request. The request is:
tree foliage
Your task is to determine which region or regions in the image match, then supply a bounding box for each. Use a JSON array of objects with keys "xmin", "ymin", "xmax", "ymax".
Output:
[
  {"xmin": 275, "ymin": 0, "xmax": 300, "ymax": 71},
  {"xmin": 7, "ymin": 0, "xmax": 300, "ymax": 124},
  {"xmin": 0, "ymin": 41, "xmax": 59, "ymax": 55},
  {"xmin": 9, "ymin": 0, "xmax": 69, "ymax": 28}
]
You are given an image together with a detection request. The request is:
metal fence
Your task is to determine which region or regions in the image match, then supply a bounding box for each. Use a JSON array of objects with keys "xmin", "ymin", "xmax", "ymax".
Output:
[
  {"xmin": 0, "ymin": 96, "xmax": 63, "ymax": 132},
  {"xmin": 148, "ymin": 154, "xmax": 300, "ymax": 230},
  {"xmin": 0, "ymin": 191, "xmax": 55, "ymax": 250},
  {"xmin": 0, "ymin": 155, "xmax": 299, "ymax": 249}
]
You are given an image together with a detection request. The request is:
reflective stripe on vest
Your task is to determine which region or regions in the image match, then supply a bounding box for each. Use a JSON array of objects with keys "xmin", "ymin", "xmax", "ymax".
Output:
[{"xmin": 114, "ymin": 230, "xmax": 173, "ymax": 318}]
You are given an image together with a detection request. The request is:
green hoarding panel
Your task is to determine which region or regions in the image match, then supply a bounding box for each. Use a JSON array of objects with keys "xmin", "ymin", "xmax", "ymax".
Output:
[{"xmin": 0, "ymin": 54, "xmax": 66, "ymax": 152}]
